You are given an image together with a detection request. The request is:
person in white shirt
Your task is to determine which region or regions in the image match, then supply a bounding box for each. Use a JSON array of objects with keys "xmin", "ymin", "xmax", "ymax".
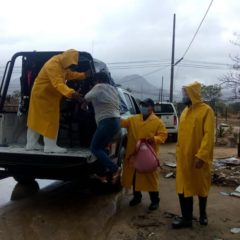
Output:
[{"xmin": 84, "ymin": 72, "xmax": 121, "ymax": 182}]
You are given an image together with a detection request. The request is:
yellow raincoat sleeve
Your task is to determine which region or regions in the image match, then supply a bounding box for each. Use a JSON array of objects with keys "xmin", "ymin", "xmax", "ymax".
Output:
[
  {"xmin": 195, "ymin": 108, "xmax": 215, "ymax": 163},
  {"xmin": 154, "ymin": 121, "xmax": 168, "ymax": 144},
  {"xmin": 65, "ymin": 70, "xmax": 86, "ymax": 80},
  {"xmin": 121, "ymin": 118, "xmax": 130, "ymax": 129},
  {"xmin": 46, "ymin": 64, "xmax": 75, "ymax": 98}
]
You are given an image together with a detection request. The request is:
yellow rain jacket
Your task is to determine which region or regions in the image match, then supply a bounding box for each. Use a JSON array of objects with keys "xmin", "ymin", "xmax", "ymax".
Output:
[
  {"xmin": 27, "ymin": 49, "xmax": 86, "ymax": 139},
  {"xmin": 121, "ymin": 113, "xmax": 168, "ymax": 192},
  {"xmin": 176, "ymin": 81, "xmax": 215, "ymax": 197}
]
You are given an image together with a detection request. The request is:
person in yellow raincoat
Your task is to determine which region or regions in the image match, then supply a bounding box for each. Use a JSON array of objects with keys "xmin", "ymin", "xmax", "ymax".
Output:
[
  {"xmin": 121, "ymin": 98, "xmax": 168, "ymax": 211},
  {"xmin": 26, "ymin": 49, "xmax": 90, "ymax": 153},
  {"xmin": 172, "ymin": 81, "xmax": 215, "ymax": 229}
]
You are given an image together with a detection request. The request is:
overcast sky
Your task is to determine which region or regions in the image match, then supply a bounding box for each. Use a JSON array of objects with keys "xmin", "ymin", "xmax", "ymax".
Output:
[{"xmin": 0, "ymin": 0, "xmax": 239, "ymax": 93}]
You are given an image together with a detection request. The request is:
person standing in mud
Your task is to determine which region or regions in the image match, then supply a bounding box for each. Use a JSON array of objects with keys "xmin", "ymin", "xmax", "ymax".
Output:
[
  {"xmin": 172, "ymin": 81, "xmax": 215, "ymax": 229},
  {"xmin": 121, "ymin": 98, "xmax": 168, "ymax": 211}
]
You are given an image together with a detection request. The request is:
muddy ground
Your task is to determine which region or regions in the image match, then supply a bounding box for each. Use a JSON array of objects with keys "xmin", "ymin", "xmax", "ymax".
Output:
[{"xmin": 0, "ymin": 143, "xmax": 239, "ymax": 240}]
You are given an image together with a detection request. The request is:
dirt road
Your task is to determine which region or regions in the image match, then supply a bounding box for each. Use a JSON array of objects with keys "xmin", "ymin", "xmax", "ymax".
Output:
[
  {"xmin": 100, "ymin": 177, "xmax": 239, "ymax": 240},
  {"xmin": 0, "ymin": 143, "xmax": 239, "ymax": 240},
  {"xmin": 99, "ymin": 144, "xmax": 240, "ymax": 240}
]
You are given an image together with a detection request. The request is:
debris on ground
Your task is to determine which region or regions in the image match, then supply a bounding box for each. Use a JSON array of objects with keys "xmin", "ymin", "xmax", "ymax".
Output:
[
  {"xmin": 131, "ymin": 215, "xmax": 165, "ymax": 228},
  {"xmin": 163, "ymin": 211, "xmax": 179, "ymax": 219},
  {"xmin": 212, "ymin": 157, "xmax": 240, "ymax": 187},
  {"xmin": 214, "ymin": 157, "xmax": 240, "ymax": 166},
  {"xmin": 164, "ymin": 162, "xmax": 176, "ymax": 168},
  {"xmin": 230, "ymin": 228, "xmax": 240, "ymax": 234},
  {"xmin": 162, "ymin": 157, "xmax": 240, "ymax": 187},
  {"xmin": 230, "ymin": 185, "xmax": 240, "ymax": 198},
  {"xmin": 230, "ymin": 192, "xmax": 240, "ymax": 198},
  {"xmin": 219, "ymin": 192, "xmax": 230, "ymax": 196},
  {"xmin": 164, "ymin": 172, "xmax": 175, "ymax": 178},
  {"xmin": 235, "ymin": 185, "xmax": 240, "ymax": 192},
  {"xmin": 219, "ymin": 186, "xmax": 240, "ymax": 198}
]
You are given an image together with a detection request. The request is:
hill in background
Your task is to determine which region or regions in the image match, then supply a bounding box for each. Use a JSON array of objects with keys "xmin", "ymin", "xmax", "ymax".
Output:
[{"xmin": 115, "ymin": 74, "xmax": 169, "ymax": 101}]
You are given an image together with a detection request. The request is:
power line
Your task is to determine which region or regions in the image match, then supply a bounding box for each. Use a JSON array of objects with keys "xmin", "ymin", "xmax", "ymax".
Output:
[
  {"xmin": 118, "ymin": 65, "xmax": 171, "ymax": 84},
  {"xmin": 181, "ymin": 0, "xmax": 214, "ymax": 59},
  {"xmin": 109, "ymin": 63, "xmax": 231, "ymax": 70},
  {"xmin": 0, "ymin": 58, "xmax": 232, "ymax": 70},
  {"xmin": 107, "ymin": 59, "xmax": 170, "ymax": 65}
]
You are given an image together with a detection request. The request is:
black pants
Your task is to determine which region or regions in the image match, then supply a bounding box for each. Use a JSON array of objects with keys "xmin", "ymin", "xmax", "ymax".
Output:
[
  {"xmin": 133, "ymin": 172, "xmax": 160, "ymax": 204},
  {"xmin": 178, "ymin": 194, "xmax": 208, "ymax": 220}
]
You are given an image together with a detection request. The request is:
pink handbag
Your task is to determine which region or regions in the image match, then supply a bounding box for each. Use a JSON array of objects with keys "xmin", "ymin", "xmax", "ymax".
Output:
[{"xmin": 132, "ymin": 139, "xmax": 160, "ymax": 173}]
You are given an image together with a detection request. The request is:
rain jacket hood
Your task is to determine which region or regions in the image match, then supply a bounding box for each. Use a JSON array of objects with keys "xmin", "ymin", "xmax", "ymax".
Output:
[
  {"xmin": 184, "ymin": 81, "xmax": 202, "ymax": 105},
  {"xmin": 60, "ymin": 49, "xmax": 79, "ymax": 69}
]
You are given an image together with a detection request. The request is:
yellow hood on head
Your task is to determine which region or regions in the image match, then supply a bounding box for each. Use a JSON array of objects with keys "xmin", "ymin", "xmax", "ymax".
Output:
[
  {"xmin": 184, "ymin": 81, "xmax": 202, "ymax": 105},
  {"xmin": 60, "ymin": 49, "xmax": 79, "ymax": 68}
]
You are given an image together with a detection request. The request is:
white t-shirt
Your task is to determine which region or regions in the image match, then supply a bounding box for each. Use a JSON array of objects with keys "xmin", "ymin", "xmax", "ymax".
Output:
[{"xmin": 84, "ymin": 83, "xmax": 120, "ymax": 125}]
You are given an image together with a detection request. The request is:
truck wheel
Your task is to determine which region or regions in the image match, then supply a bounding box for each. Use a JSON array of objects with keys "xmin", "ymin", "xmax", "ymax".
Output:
[{"xmin": 13, "ymin": 176, "xmax": 35, "ymax": 184}]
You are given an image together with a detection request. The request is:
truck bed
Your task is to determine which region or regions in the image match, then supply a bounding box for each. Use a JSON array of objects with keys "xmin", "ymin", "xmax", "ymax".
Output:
[
  {"xmin": 0, "ymin": 145, "xmax": 91, "ymax": 157},
  {"xmin": 0, "ymin": 145, "xmax": 95, "ymax": 181}
]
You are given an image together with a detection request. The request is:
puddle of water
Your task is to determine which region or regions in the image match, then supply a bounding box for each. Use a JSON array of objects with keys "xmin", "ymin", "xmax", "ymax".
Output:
[{"xmin": 0, "ymin": 177, "xmax": 56, "ymax": 207}]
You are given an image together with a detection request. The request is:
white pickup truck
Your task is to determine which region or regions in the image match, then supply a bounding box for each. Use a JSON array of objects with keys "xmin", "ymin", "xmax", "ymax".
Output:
[{"xmin": 154, "ymin": 102, "xmax": 178, "ymax": 142}]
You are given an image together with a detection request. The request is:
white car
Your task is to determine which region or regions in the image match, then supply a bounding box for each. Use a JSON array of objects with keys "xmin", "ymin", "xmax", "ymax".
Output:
[{"xmin": 154, "ymin": 102, "xmax": 178, "ymax": 142}]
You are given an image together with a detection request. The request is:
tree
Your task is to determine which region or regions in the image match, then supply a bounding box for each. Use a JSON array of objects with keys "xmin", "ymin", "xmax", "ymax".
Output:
[
  {"xmin": 220, "ymin": 33, "xmax": 240, "ymax": 97},
  {"xmin": 201, "ymin": 84, "xmax": 222, "ymax": 115},
  {"xmin": 228, "ymin": 102, "xmax": 240, "ymax": 115},
  {"xmin": 201, "ymin": 84, "xmax": 222, "ymax": 102}
]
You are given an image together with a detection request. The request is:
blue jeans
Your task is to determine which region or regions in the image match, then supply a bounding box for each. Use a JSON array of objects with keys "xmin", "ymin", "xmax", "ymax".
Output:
[{"xmin": 90, "ymin": 117, "xmax": 120, "ymax": 173}]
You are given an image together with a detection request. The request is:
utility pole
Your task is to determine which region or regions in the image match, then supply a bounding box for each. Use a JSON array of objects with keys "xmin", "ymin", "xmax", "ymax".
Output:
[
  {"xmin": 161, "ymin": 76, "xmax": 164, "ymax": 102},
  {"xmin": 158, "ymin": 76, "xmax": 164, "ymax": 102},
  {"xmin": 170, "ymin": 13, "xmax": 176, "ymax": 102}
]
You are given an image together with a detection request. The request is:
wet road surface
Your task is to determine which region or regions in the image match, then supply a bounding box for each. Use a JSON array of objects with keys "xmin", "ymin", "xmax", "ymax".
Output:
[
  {"xmin": 0, "ymin": 177, "xmax": 121, "ymax": 240},
  {"xmin": 0, "ymin": 144, "xmax": 238, "ymax": 240},
  {"xmin": 0, "ymin": 178, "xmax": 55, "ymax": 207}
]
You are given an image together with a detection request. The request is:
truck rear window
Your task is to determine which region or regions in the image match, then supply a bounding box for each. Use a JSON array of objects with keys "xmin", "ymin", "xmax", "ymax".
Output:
[{"xmin": 154, "ymin": 104, "xmax": 174, "ymax": 113}]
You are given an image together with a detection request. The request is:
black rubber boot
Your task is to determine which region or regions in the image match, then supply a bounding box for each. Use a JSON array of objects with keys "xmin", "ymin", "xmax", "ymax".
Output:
[
  {"xmin": 149, "ymin": 192, "xmax": 160, "ymax": 211},
  {"xmin": 129, "ymin": 191, "xmax": 142, "ymax": 206},
  {"xmin": 199, "ymin": 196, "xmax": 208, "ymax": 226},
  {"xmin": 172, "ymin": 194, "xmax": 193, "ymax": 229},
  {"xmin": 130, "ymin": 171, "xmax": 142, "ymax": 206}
]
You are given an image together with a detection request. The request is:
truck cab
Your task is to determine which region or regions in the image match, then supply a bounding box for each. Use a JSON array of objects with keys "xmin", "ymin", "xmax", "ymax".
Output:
[{"xmin": 0, "ymin": 51, "xmax": 140, "ymax": 184}]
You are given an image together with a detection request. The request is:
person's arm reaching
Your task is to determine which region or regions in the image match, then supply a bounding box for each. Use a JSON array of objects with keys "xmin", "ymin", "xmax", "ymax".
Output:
[
  {"xmin": 121, "ymin": 118, "xmax": 130, "ymax": 129},
  {"xmin": 47, "ymin": 63, "xmax": 75, "ymax": 98}
]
